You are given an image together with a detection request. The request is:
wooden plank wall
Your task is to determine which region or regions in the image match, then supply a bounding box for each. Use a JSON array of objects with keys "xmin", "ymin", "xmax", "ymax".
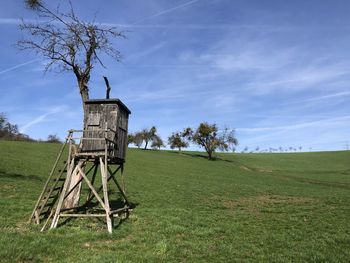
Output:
[{"xmin": 81, "ymin": 102, "xmax": 129, "ymax": 160}]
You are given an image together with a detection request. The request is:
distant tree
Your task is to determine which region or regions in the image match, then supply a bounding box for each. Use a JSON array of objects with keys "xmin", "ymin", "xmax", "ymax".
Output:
[
  {"xmin": 255, "ymin": 146, "xmax": 260, "ymax": 152},
  {"xmin": 46, "ymin": 134, "xmax": 61, "ymax": 143},
  {"xmin": 168, "ymin": 130, "xmax": 189, "ymax": 152},
  {"xmin": 243, "ymin": 146, "xmax": 249, "ymax": 153},
  {"xmin": 140, "ymin": 126, "xmax": 157, "ymax": 150},
  {"xmin": 151, "ymin": 135, "xmax": 165, "ymax": 150},
  {"xmin": 299, "ymin": 146, "xmax": 302, "ymax": 152},
  {"xmin": 127, "ymin": 134, "xmax": 134, "ymax": 146},
  {"xmin": 18, "ymin": 0, "xmax": 125, "ymax": 112},
  {"xmin": 185, "ymin": 123, "xmax": 238, "ymax": 160},
  {"xmin": 133, "ymin": 132, "xmax": 144, "ymax": 148},
  {"xmin": 0, "ymin": 113, "xmax": 34, "ymax": 141}
]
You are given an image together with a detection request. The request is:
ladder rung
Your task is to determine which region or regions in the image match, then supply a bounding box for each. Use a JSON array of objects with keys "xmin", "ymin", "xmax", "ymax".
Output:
[
  {"xmin": 40, "ymin": 208, "xmax": 51, "ymax": 216},
  {"xmin": 51, "ymin": 178, "xmax": 65, "ymax": 183},
  {"xmin": 42, "ymin": 194, "xmax": 57, "ymax": 200},
  {"xmin": 44, "ymin": 201, "xmax": 55, "ymax": 208},
  {"xmin": 47, "ymin": 187, "xmax": 62, "ymax": 192},
  {"xmin": 38, "ymin": 200, "xmax": 55, "ymax": 209}
]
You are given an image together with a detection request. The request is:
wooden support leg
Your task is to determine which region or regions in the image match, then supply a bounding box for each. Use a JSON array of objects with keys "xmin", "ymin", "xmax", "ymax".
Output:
[
  {"xmin": 100, "ymin": 157, "xmax": 112, "ymax": 234},
  {"xmin": 120, "ymin": 164, "xmax": 126, "ymax": 194}
]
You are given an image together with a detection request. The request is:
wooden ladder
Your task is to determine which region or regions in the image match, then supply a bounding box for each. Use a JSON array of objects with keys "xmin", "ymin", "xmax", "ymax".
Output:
[{"xmin": 29, "ymin": 136, "xmax": 71, "ymax": 226}]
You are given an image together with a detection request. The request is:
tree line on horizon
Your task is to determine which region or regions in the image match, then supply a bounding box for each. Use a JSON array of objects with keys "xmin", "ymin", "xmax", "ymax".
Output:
[
  {"xmin": 0, "ymin": 113, "xmax": 62, "ymax": 143},
  {"xmin": 0, "ymin": 113, "xmax": 239, "ymax": 160},
  {"xmin": 128, "ymin": 122, "xmax": 238, "ymax": 160},
  {"xmin": 0, "ymin": 113, "xmax": 34, "ymax": 142}
]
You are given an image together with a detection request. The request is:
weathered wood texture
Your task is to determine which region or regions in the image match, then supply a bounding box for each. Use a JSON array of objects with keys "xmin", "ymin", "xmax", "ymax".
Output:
[{"xmin": 82, "ymin": 99, "xmax": 130, "ymax": 162}]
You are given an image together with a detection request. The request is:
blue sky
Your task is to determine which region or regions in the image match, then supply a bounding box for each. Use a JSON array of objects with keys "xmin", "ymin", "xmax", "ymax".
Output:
[{"xmin": 0, "ymin": 0, "xmax": 349, "ymax": 152}]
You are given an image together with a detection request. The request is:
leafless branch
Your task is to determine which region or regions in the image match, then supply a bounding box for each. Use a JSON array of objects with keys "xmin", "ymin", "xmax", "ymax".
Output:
[{"xmin": 19, "ymin": 0, "xmax": 125, "ymax": 105}]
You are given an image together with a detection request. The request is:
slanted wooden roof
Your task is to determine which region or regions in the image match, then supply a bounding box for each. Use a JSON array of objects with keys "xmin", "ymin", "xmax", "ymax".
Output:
[{"xmin": 85, "ymin": 99, "xmax": 131, "ymax": 114}]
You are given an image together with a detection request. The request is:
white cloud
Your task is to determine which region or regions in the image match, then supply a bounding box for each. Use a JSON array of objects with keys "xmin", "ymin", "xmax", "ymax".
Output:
[
  {"xmin": 237, "ymin": 116, "xmax": 350, "ymax": 151},
  {"xmin": 287, "ymin": 91, "xmax": 350, "ymax": 105},
  {"xmin": 237, "ymin": 115, "xmax": 350, "ymax": 133}
]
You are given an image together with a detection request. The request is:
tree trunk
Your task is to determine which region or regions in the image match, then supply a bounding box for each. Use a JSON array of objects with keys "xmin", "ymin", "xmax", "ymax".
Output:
[
  {"xmin": 144, "ymin": 140, "xmax": 148, "ymax": 150},
  {"xmin": 64, "ymin": 79, "xmax": 89, "ymax": 209},
  {"xmin": 79, "ymin": 80, "xmax": 89, "ymax": 113},
  {"xmin": 207, "ymin": 150, "xmax": 213, "ymax": 160},
  {"xmin": 63, "ymin": 160, "xmax": 84, "ymax": 209}
]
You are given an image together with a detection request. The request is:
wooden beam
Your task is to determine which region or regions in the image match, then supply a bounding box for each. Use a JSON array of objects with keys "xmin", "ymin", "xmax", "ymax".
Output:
[
  {"xmin": 77, "ymin": 166, "xmax": 107, "ymax": 211},
  {"xmin": 60, "ymin": 213, "xmax": 106, "ymax": 217},
  {"xmin": 29, "ymin": 136, "xmax": 68, "ymax": 223},
  {"xmin": 86, "ymin": 162, "xmax": 99, "ymax": 201},
  {"xmin": 107, "ymin": 166, "xmax": 130, "ymax": 206},
  {"xmin": 100, "ymin": 157, "xmax": 113, "ymax": 233},
  {"xmin": 50, "ymin": 158, "xmax": 77, "ymax": 229},
  {"xmin": 36, "ymin": 162, "xmax": 68, "ymax": 220}
]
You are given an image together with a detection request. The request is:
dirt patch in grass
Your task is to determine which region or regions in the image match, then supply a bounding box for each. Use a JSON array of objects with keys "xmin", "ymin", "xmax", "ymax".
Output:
[
  {"xmin": 222, "ymin": 195, "xmax": 317, "ymax": 216},
  {"xmin": 238, "ymin": 165, "xmax": 274, "ymax": 173},
  {"xmin": 239, "ymin": 165, "xmax": 253, "ymax": 172},
  {"xmin": 256, "ymin": 168, "xmax": 274, "ymax": 173}
]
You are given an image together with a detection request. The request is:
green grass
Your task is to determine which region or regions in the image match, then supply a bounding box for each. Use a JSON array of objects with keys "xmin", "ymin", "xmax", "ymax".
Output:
[{"xmin": 0, "ymin": 140, "xmax": 349, "ymax": 262}]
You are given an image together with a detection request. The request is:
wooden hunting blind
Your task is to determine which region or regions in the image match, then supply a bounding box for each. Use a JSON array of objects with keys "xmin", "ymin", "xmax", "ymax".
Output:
[
  {"xmin": 29, "ymin": 97, "xmax": 132, "ymax": 233},
  {"xmin": 82, "ymin": 99, "xmax": 130, "ymax": 161}
]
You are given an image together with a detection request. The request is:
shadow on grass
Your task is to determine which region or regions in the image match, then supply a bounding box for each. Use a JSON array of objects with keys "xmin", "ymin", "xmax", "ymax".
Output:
[
  {"xmin": 58, "ymin": 198, "xmax": 139, "ymax": 231},
  {"xmin": 170, "ymin": 151, "xmax": 244, "ymax": 164},
  {"xmin": 0, "ymin": 170, "xmax": 42, "ymax": 181},
  {"xmin": 168, "ymin": 151, "xmax": 213, "ymax": 160}
]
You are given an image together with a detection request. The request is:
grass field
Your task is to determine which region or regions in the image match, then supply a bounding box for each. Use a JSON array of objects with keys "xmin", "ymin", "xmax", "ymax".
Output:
[{"xmin": 0, "ymin": 140, "xmax": 349, "ymax": 262}]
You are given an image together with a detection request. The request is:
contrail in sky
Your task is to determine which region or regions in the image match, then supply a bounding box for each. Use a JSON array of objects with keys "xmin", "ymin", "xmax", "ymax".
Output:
[
  {"xmin": 20, "ymin": 106, "xmax": 66, "ymax": 133},
  {"xmin": 0, "ymin": 59, "xmax": 40, "ymax": 75},
  {"xmin": 131, "ymin": 0, "xmax": 199, "ymax": 24}
]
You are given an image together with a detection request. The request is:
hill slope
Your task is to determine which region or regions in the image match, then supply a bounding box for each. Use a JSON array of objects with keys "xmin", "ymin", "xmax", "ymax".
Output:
[{"xmin": 0, "ymin": 141, "xmax": 349, "ymax": 262}]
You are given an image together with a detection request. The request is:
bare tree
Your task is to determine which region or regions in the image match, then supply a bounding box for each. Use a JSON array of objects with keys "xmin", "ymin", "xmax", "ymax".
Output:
[
  {"xmin": 18, "ymin": 0, "xmax": 125, "ymax": 111},
  {"xmin": 18, "ymin": 0, "xmax": 126, "ymax": 209},
  {"xmin": 46, "ymin": 134, "xmax": 61, "ymax": 143}
]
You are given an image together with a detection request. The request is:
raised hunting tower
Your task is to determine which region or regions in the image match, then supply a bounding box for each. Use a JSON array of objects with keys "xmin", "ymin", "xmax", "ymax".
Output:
[
  {"xmin": 29, "ymin": 96, "xmax": 131, "ymax": 233},
  {"xmin": 82, "ymin": 99, "xmax": 130, "ymax": 161}
]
